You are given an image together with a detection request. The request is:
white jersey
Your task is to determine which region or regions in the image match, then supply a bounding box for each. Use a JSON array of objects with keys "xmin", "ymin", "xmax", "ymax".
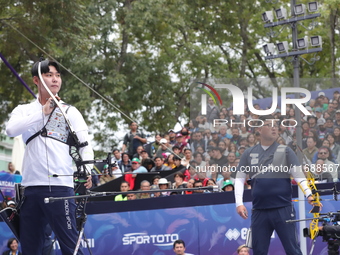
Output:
[{"xmin": 6, "ymin": 99, "xmax": 93, "ymax": 188}]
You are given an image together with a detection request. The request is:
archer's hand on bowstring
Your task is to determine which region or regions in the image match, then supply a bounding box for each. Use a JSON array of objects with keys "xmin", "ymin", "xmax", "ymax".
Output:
[{"xmin": 43, "ymin": 96, "xmax": 60, "ymax": 116}]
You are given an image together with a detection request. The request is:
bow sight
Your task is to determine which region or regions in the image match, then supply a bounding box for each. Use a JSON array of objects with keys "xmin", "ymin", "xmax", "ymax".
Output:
[{"xmin": 73, "ymin": 152, "xmax": 116, "ymax": 196}]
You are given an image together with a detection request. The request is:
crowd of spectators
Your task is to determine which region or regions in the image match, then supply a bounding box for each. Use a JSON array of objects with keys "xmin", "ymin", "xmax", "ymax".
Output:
[{"xmin": 97, "ymin": 90, "xmax": 340, "ymax": 199}]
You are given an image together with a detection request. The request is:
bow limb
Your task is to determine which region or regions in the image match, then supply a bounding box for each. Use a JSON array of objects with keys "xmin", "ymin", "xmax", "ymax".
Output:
[{"xmin": 306, "ymin": 171, "xmax": 321, "ymax": 240}]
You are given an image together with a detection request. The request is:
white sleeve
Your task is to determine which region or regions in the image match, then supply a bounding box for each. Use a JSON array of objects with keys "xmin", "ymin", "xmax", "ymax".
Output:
[
  {"xmin": 291, "ymin": 165, "xmax": 312, "ymax": 197},
  {"xmin": 6, "ymin": 105, "xmax": 45, "ymax": 137},
  {"xmin": 234, "ymin": 171, "xmax": 247, "ymax": 207}
]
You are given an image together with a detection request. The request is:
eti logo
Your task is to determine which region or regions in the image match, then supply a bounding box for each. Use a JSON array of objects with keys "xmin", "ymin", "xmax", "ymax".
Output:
[
  {"xmin": 225, "ymin": 228, "xmax": 241, "ymax": 241},
  {"xmin": 199, "ymin": 83, "xmax": 312, "ymax": 116}
]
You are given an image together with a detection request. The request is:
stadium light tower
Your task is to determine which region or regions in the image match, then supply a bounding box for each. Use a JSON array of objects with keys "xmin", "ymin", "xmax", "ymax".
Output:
[{"xmin": 261, "ymin": 1, "xmax": 321, "ymax": 254}]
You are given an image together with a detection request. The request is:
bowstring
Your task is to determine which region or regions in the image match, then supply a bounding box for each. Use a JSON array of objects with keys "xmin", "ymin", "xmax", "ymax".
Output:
[{"xmin": 2, "ymin": 20, "xmax": 137, "ymax": 124}]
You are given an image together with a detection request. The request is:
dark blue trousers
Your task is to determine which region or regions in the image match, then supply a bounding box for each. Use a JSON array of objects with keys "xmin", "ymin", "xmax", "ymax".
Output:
[
  {"xmin": 251, "ymin": 205, "xmax": 302, "ymax": 255},
  {"xmin": 20, "ymin": 186, "xmax": 83, "ymax": 255}
]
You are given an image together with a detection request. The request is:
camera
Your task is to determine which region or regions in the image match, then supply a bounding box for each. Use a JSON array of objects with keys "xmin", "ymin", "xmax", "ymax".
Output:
[{"xmin": 303, "ymin": 211, "xmax": 340, "ymax": 255}]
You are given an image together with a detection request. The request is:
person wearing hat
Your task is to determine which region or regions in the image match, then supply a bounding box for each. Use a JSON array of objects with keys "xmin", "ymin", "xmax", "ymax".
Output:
[
  {"xmin": 158, "ymin": 178, "xmax": 170, "ymax": 196},
  {"xmin": 174, "ymin": 133, "xmax": 189, "ymax": 153},
  {"xmin": 217, "ymin": 169, "xmax": 234, "ymax": 191},
  {"xmin": 124, "ymin": 158, "xmax": 148, "ymax": 190},
  {"xmin": 316, "ymin": 118, "xmax": 327, "ymax": 141},
  {"xmin": 238, "ymin": 146, "xmax": 246, "ymax": 157},
  {"xmin": 6, "ymin": 200, "xmax": 16, "ymax": 208},
  {"xmin": 314, "ymin": 107, "xmax": 323, "ymax": 119},
  {"xmin": 150, "ymin": 184, "xmax": 161, "ymax": 198},
  {"xmin": 273, "ymin": 108, "xmax": 281, "ymax": 119},
  {"xmin": 142, "ymin": 158, "xmax": 155, "ymax": 172},
  {"xmin": 168, "ymin": 129, "xmax": 177, "ymax": 145},
  {"xmin": 158, "ymin": 178, "xmax": 169, "ymax": 189},
  {"xmin": 155, "ymin": 138, "xmax": 173, "ymax": 159},
  {"xmin": 235, "ymin": 115, "xmax": 314, "ymax": 255},
  {"xmin": 318, "ymin": 91, "xmax": 326, "ymax": 98},
  {"xmin": 222, "ymin": 180, "xmax": 234, "ymax": 191},
  {"xmin": 130, "ymin": 158, "xmax": 147, "ymax": 174}
]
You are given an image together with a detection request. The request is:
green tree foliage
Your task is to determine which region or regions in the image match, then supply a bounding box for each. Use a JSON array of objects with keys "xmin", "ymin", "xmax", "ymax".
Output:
[{"xmin": 0, "ymin": 0, "xmax": 339, "ymax": 152}]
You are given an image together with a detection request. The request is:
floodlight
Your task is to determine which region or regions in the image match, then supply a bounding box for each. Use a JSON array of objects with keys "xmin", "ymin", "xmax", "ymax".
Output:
[
  {"xmin": 310, "ymin": 36, "xmax": 322, "ymax": 47},
  {"xmin": 297, "ymin": 36, "xmax": 309, "ymax": 49},
  {"xmin": 276, "ymin": 41, "xmax": 289, "ymax": 53},
  {"xmin": 262, "ymin": 11, "xmax": 274, "ymax": 23},
  {"xmin": 294, "ymin": 4, "xmax": 306, "ymax": 15},
  {"xmin": 308, "ymin": 2, "xmax": 318, "ymax": 12},
  {"xmin": 275, "ymin": 7, "xmax": 288, "ymax": 20},
  {"xmin": 263, "ymin": 43, "xmax": 275, "ymax": 55}
]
